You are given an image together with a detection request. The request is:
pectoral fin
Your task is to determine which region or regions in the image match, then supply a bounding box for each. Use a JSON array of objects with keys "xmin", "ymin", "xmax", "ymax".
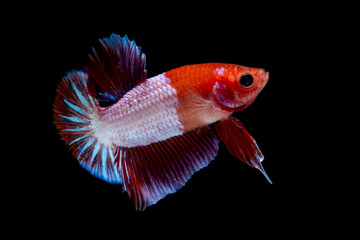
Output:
[{"xmin": 215, "ymin": 117, "xmax": 272, "ymax": 184}]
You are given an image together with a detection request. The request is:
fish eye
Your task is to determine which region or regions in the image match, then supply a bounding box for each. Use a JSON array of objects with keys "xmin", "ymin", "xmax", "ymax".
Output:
[{"xmin": 239, "ymin": 73, "xmax": 254, "ymax": 88}]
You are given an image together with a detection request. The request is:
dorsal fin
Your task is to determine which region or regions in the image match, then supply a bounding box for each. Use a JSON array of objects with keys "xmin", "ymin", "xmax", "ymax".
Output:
[{"xmin": 85, "ymin": 34, "xmax": 147, "ymax": 101}]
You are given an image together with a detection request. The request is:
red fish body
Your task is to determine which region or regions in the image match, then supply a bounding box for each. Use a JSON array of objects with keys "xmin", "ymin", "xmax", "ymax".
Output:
[{"xmin": 53, "ymin": 34, "xmax": 271, "ymax": 210}]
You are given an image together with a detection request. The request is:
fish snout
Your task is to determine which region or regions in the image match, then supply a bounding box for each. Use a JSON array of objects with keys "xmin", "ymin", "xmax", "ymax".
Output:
[{"xmin": 259, "ymin": 69, "xmax": 269, "ymax": 87}]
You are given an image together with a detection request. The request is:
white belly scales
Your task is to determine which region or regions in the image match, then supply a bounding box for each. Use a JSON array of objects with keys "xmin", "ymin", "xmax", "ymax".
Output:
[{"xmin": 92, "ymin": 73, "xmax": 184, "ymax": 148}]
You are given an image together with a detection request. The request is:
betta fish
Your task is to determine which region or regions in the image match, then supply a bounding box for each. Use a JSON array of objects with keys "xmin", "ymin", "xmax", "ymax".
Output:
[{"xmin": 53, "ymin": 34, "xmax": 271, "ymax": 210}]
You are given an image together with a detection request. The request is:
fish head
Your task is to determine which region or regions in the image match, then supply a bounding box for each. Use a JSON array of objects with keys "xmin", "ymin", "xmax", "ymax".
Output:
[{"xmin": 212, "ymin": 64, "xmax": 269, "ymax": 112}]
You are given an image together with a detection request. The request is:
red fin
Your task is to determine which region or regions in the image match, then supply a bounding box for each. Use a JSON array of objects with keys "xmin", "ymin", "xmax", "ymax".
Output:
[
  {"xmin": 85, "ymin": 34, "xmax": 147, "ymax": 101},
  {"xmin": 215, "ymin": 117, "xmax": 272, "ymax": 184},
  {"xmin": 117, "ymin": 127, "xmax": 219, "ymax": 210}
]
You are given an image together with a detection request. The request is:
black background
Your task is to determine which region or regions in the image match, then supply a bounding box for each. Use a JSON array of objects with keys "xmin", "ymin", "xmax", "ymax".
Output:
[{"xmin": 19, "ymin": 4, "xmax": 335, "ymax": 237}]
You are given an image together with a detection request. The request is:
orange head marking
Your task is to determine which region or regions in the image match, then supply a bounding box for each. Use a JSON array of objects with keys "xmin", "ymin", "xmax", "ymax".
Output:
[
  {"xmin": 212, "ymin": 65, "xmax": 269, "ymax": 112},
  {"xmin": 165, "ymin": 63, "xmax": 269, "ymax": 132}
]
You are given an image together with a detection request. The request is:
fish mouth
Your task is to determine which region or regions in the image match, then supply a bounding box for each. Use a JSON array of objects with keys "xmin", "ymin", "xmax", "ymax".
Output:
[{"xmin": 260, "ymin": 70, "xmax": 269, "ymax": 87}]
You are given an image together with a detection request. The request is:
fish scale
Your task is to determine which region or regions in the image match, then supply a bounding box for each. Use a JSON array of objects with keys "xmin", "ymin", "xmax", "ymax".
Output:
[{"xmin": 93, "ymin": 73, "xmax": 184, "ymax": 148}]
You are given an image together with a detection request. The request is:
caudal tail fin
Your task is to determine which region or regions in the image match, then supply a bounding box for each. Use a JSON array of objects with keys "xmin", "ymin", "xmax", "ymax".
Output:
[{"xmin": 53, "ymin": 70, "xmax": 121, "ymax": 183}]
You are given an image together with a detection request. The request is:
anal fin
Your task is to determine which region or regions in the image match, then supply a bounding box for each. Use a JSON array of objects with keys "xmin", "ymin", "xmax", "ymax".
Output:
[
  {"xmin": 215, "ymin": 117, "xmax": 272, "ymax": 184},
  {"xmin": 118, "ymin": 127, "xmax": 219, "ymax": 210}
]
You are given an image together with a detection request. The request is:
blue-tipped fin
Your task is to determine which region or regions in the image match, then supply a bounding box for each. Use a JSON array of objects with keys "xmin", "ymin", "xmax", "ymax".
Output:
[{"xmin": 53, "ymin": 70, "xmax": 122, "ymax": 184}]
